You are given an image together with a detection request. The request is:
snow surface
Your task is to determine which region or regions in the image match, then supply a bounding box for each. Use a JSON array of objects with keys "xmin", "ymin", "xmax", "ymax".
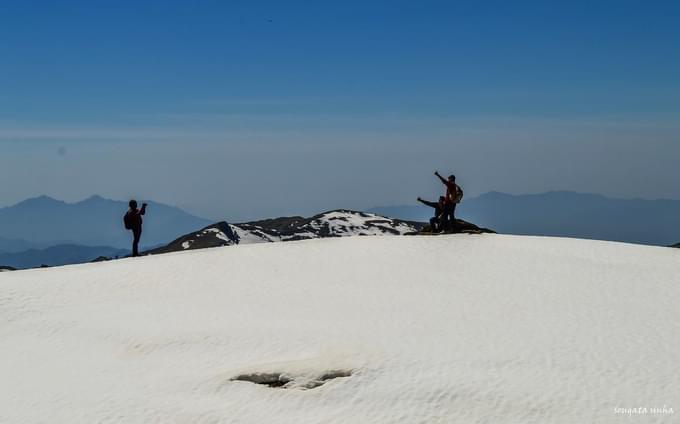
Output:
[{"xmin": 1, "ymin": 235, "xmax": 679, "ymax": 423}]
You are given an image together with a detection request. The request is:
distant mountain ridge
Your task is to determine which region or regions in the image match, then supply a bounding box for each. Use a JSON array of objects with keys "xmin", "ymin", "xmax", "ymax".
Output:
[
  {"xmin": 0, "ymin": 195, "xmax": 212, "ymax": 249},
  {"xmin": 370, "ymin": 191, "xmax": 680, "ymax": 246},
  {"xmin": 0, "ymin": 244, "xmax": 128, "ymax": 270},
  {"xmin": 0, "ymin": 236, "xmax": 51, "ymax": 254}
]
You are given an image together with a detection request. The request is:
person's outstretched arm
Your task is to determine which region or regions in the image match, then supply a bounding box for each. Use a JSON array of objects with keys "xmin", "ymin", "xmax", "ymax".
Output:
[
  {"xmin": 140, "ymin": 203, "xmax": 147, "ymax": 215},
  {"xmin": 434, "ymin": 171, "xmax": 447, "ymax": 185},
  {"xmin": 417, "ymin": 197, "xmax": 438, "ymax": 208}
]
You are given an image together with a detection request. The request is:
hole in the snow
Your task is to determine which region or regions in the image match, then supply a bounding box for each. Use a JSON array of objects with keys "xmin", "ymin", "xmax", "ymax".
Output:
[{"xmin": 232, "ymin": 369, "xmax": 352, "ymax": 390}]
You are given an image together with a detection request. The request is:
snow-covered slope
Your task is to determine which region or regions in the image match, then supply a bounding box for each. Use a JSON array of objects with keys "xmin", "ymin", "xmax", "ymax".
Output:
[
  {"xmin": 149, "ymin": 210, "xmax": 433, "ymax": 254},
  {"xmin": 1, "ymin": 235, "xmax": 679, "ymax": 423}
]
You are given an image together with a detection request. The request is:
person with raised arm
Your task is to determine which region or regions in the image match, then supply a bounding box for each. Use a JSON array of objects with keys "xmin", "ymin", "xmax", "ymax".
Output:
[{"xmin": 434, "ymin": 171, "xmax": 463, "ymax": 231}]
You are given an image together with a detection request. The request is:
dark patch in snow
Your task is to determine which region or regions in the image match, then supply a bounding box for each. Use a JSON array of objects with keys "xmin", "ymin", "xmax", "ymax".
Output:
[
  {"xmin": 232, "ymin": 369, "xmax": 352, "ymax": 390},
  {"xmin": 233, "ymin": 372, "xmax": 290, "ymax": 388}
]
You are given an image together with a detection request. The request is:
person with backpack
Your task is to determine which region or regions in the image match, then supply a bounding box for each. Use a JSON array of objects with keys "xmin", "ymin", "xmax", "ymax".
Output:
[
  {"xmin": 124, "ymin": 200, "xmax": 147, "ymax": 257},
  {"xmin": 434, "ymin": 171, "xmax": 463, "ymax": 232},
  {"xmin": 417, "ymin": 196, "xmax": 446, "ymax": 233}
]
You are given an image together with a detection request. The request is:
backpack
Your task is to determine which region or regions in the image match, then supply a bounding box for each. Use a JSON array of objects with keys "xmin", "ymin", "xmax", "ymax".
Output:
[
  {"xmin": 453, "ymin": 185, "xmax": 464, "ymax": 204},
  {"xmin": 123, "ymin": 212, "xmax": 132, "ymax": 230}
]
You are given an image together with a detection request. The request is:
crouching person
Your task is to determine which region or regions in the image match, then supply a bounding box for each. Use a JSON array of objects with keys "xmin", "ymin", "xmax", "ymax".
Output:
[{"xmin": 417, "ymin": 196, "xmax": 446, "ymax": 233}]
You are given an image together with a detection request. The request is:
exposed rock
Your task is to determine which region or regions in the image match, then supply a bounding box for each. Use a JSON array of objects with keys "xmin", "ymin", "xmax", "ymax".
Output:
[
  {"xmin": 147, "ymin": 210, "xmax": 427, "ymax": 255},
  {"xmin": 146, "ymin": 222, "xmax": 238, "ymax": 255},
  {"xmin": 91, "ymin": 256, "xmax": 112, "ymax": 263},
  {"xmin": 408, "ymin": 219, "xmax": 496, "ymax": 235}
]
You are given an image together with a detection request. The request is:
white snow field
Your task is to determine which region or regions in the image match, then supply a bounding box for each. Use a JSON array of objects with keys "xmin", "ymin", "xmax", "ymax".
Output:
[{"xmin": 1, "ymin": 234, "xmax": 679, "ymax": 423}]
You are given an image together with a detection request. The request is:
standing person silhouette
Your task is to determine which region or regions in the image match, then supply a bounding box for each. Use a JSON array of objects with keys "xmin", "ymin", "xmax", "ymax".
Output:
[
  {"xmin": 124, "ymin": 200, "xmax": 147, "ymax": 257},
  {"xmin": 434, "ymin": 171, "xmax": 463, "ymax": 232}
]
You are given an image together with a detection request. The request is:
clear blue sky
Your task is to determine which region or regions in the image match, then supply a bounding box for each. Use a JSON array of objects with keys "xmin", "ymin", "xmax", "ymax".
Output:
[{"xmin": 1, "ymin": 0, "xmax": 678, "ymax": 220}]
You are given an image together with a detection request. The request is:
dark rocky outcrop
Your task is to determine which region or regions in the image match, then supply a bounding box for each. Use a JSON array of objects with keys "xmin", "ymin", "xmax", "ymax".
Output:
[
  {"xmin": 407, "ymin": 219, "xmax": 496, "ymax": 235},
  {"xmin": 146, "ymin": 222, "xmax": 238, "ymax": 255},
  {"xmin": 91, "ymin": 256, "xmax": 113, "ymax": 263},
  {"xmin": 146, "ymin": 210, "xmax": 434, "ymax": 255}
]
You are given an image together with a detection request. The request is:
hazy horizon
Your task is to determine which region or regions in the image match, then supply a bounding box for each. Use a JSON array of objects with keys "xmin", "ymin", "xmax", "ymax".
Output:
[{"xmin": 3, "ymin": 189, "xmax": 680, "ymax": 223}]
